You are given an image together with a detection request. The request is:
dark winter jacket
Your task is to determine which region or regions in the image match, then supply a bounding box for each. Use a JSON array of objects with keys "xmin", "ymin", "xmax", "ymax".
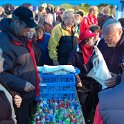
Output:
[
  {"xmin": 0, "ymin": 79, "xmax": 16, "ymax": 124},
  {"xmin": 0, "ymin": 18, "xmax": 36, "ymax": 104},
  {"xmin": 98, "ymin": 15, "xmax": 113, "ymax": 29},
  {"xmin": 99, "ymin": 80, "xmax": 124, "ymax": 124},
  {"xmin": 37, "ymin": 32, "xmax": 52, "ymax": 66},
  {"xmin": 0, "ymin": 91, "xmax": 15, "ymax": 124},
  {"xmin": 67, "ymin": 48, "xmax": 101, "ymax": 121},
  {"xmin": 68, "ymin": 49, "xmax": 101, "ymax": 89}
]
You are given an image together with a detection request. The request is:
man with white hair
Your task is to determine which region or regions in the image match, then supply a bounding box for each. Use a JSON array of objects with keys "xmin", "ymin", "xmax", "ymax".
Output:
[
  {"xmin": 98, "ymin": 19, "xmax": 124, "ymax": 87},
  {"xmin": 48, "ymin": 11, "xmax": 78, "ymax": 65},
  {"xmin": 94, "ymin": 19, "xmax": 124, "ymax": 124}
]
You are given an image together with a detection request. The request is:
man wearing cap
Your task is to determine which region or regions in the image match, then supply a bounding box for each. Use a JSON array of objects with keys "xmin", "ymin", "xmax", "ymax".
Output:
[
  {"xmin": 0, "ymin": 6, "xmax": 38, "ymax": 124},
  {"xmin": 68, "ymin": 30, "xmax": 102, "ymax": 124}
]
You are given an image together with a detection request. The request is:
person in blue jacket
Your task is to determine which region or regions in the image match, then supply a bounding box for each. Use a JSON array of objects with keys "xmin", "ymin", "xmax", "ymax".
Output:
[{"xmin": 35, "ymin": 24, "xmax": 52, "ymax": 66}]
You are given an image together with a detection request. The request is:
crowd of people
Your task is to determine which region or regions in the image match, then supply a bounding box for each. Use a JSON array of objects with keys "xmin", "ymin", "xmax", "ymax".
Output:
[{"xmin": 0, "ymin": 3, "xmax": 123, "ymax": 124}]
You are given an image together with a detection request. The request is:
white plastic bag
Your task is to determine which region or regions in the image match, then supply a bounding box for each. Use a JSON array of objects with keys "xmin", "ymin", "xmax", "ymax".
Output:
[{"xmin": 87, "ymin": 46, "xmax": 112, "ymax": 89}]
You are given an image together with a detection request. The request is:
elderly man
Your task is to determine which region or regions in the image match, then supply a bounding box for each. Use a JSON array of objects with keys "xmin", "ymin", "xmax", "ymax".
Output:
[
  {"xmin": 0, "ymin": 6, "xmax": 38, "ymax": 124},
  {"xmin": 48, "ymin": 11, "xmax": 78, "ymax": 65},
  {"xmin": 98, "ymin": 19, "xmax": 124, "ymax": 87},
  {"xmin": 94, "ymin": 19, "xmax": 124, "ymax": 124}
]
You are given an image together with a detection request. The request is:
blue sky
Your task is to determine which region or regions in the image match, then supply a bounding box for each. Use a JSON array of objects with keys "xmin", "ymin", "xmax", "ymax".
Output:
[{"xmin": 0, "ymin": 0, "xmax": 121, "ymax": 6}]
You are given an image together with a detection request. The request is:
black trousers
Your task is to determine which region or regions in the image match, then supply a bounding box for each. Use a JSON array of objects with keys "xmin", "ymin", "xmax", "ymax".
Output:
[
  {"xmin": 15, "ymin": 104, "xmax": 30, "ymax": 124},
  {"xmin": 77, "ymin": 82, "xmax": 102, "ymax": 123}
]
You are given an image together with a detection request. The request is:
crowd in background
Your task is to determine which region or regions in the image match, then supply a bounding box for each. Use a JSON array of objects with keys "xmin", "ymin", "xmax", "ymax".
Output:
[{"xmin": 0, "ymin": 3, "xmax": 123, "ymax": 124}]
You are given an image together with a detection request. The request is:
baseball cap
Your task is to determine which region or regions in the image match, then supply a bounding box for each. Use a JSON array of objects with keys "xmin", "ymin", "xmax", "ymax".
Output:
[
  {"xmin": 79, "ymin": 30, "xmax": 97, "ymax": 43},
  {"xmin": 13, "ymin": 6, "xmax": 37, "ymax": 28}
]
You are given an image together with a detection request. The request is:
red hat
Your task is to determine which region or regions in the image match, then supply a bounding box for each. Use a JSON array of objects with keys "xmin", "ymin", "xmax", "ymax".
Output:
[{"xmin": 79, "ymin": 30, "xmax": 97, "ymax": 43}]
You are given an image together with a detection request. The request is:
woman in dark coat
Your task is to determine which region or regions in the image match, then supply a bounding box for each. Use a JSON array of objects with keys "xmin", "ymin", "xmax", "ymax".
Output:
[{"xmin": 68, "ymin": 30, "xmax": 102, "ymax": 124}]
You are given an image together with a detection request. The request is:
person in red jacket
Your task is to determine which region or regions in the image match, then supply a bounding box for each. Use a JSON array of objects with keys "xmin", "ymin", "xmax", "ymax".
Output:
[{"xmin": 79, "ymin": 6, "xmax": 98, "ymax": 42}]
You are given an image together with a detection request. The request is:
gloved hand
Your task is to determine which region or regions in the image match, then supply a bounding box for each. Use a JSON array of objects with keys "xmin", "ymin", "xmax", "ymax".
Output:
[{"xmin": 53, "ymin": 60, "xmax": 59, "ymax": 66}]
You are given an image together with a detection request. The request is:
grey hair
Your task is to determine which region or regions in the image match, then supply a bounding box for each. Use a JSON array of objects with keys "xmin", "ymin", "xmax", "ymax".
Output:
[
  {"xmin": 62, "ymin": 11, "xmax": 74, "ymax": 21},
  {"xmin": 102, "ymin": 19, "xmax": 122, "ymax": 33}
]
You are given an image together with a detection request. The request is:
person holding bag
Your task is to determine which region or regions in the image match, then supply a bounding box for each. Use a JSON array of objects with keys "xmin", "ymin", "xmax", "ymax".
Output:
[{"xmin": 68, "ymin": 30, "xmax": 102, "ymax": 124}]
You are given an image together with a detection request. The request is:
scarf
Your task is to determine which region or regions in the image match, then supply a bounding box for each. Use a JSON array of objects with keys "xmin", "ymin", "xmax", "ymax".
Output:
[
  {"xmin": 12, "ymin": 40, "xmax": 40, "ymax": 96},
  {"xmin": 81, "ymin": 44, "xmax": 93, "ymax": 64},
  {"xmin": 37, "ymin": 35, "xmax": 44, "ymax": 42}
]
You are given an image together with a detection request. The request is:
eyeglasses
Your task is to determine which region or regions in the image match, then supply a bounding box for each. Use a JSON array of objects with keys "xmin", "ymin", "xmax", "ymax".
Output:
[{"xmin": 103, "ymin": 35, "xmax": 113, "ymax": 41}]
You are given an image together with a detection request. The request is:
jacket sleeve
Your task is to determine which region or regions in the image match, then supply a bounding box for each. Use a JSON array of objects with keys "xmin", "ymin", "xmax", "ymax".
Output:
[
  {"xmin": 67, "ymin": 50, "xmax": 76, "ymax": 66},
  {"xmin": 94, "ymin": 103, "xmax": 103, "ymax": 124},
  {"xmin": 0, "ymin": 48, "xmax": 26, "ymax": 91},
  {"xmin": 48, "ymin": 25, "xmax": 62, "ymax": 61}
]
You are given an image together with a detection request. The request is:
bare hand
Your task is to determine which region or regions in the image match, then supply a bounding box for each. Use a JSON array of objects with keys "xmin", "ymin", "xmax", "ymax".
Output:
[
  {"xmin": 76, "ymin": 75, "xmax": 83, "ymax": 87},
  {"xmin": 24, "ymin": 82, "xmax": 35, "ymax": 92},
  {"xmin": 77, "ymin": 82, "xmax": 83, "ymax": 87},
  {"xmin": 14, "ymin": 95, "xmax": 22, "ymax": 108},
  {"xmin": 105, "ymin": 73, "xmax": 119, "ymax": 87}
]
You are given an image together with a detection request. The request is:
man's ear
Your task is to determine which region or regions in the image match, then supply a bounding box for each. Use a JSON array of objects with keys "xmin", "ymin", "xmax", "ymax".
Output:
[{"xmin": 118, "ymin": 28, "xmax": 123, "ymax": 36}]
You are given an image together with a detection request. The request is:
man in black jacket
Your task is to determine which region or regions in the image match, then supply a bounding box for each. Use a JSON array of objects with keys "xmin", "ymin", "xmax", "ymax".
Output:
[
  {"xmin": 98, "ymin": 19, "xmax": 124, "ymax": 87},
  {"xmin": 0, "ymin": 6, "xmax": 38, "ymax": 124}
]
